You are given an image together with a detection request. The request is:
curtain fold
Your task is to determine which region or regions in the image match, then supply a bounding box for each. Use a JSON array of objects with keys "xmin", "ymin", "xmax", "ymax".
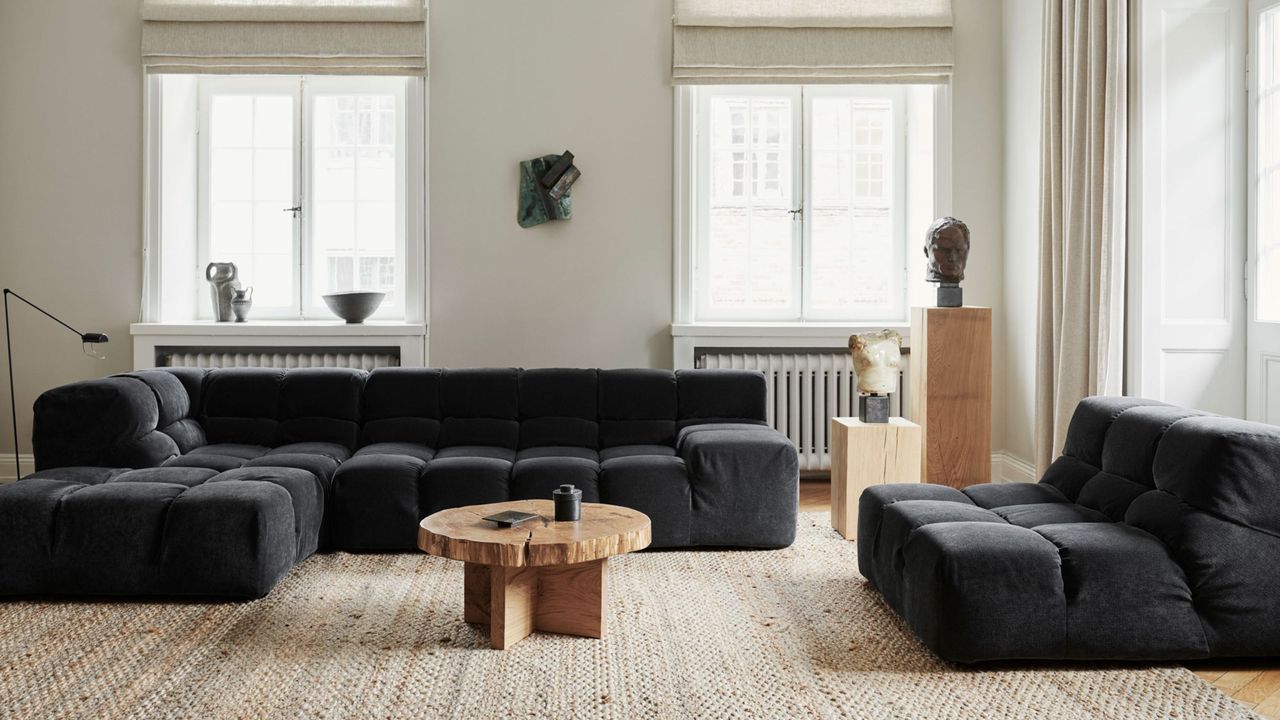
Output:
[
  {"xmin": 672, "ymin": 0, "xmax": 953, "ymax": 85},
  {"xmin": 140, "ymin": 0, "xmax": 427, "ymax": 75},
  {"xmin": 1035, "ymin": 0, "xmax": 1128, "ymax": 474}
]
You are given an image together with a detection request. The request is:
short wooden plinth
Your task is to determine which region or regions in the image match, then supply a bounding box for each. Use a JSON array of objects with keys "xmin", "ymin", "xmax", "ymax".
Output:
[
  {"xmin": 419, "ymin": 500, "xmax": 650, "ymax": 650},
  {"xmin": 909, "ymin": 306, "xmax": 993, "ymax": 488},
  {"xmin": 830, "ymin": 417, "xmax": 922, "ymax": 539}
]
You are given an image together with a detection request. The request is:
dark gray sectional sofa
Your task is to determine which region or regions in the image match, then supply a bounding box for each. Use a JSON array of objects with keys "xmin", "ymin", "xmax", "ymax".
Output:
[
  {"xmin": 0, "ymin": 367, "xmax": 799, "ymax": 599},
  {"xmin": 859, "ymin": 396, "xmax": 1280, "ymax": 663}
]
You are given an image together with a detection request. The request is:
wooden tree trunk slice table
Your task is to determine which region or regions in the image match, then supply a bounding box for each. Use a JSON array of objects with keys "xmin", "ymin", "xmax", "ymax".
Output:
[{"xmin": 418, "ymin": 500, "xmax": 651, "ymax": 649}]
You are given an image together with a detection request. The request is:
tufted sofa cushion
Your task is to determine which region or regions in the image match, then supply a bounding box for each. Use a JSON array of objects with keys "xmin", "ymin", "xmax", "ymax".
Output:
[{"xmin": 858, "ymin": 395, "xmax": 1280, "ymax": 663}]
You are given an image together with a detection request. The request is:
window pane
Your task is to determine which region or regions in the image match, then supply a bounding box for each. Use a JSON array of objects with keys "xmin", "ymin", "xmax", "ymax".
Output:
[
  {"xmin": 809, "ymin": 96, "xmax": 895, "ymax": 312},
  {"xmin": 705, "ymin": 95, "xmax": 794, "ymax": 312},
  {"xmin": 311, "ymin": 90, "xmax": 400, "ymax": 308},
  {"xmin": 1258, "ymin": 7, "xmax": 1280, "ymax": 322},
  {"xmin": 208, "ymin": 93, "xmax": 295, "ymax": 309}
]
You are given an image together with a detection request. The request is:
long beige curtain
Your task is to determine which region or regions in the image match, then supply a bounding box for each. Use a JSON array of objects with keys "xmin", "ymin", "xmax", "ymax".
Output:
[{"xmin": 1035, "ymin": 0, "xmax": 1127, "ymax": 473}]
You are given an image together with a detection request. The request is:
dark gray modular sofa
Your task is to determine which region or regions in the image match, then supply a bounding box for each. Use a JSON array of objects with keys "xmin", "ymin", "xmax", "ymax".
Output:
[
  {"xmin": 859, "ymin": 396, "xmax": 1280, "ymax": 663},
  {"xmin": 0, "ymin": 367, "xmax": 798, "ymax": 599}
]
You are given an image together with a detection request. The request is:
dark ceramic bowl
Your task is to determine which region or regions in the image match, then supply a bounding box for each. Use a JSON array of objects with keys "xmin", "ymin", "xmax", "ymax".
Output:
[{"xmin": 322, "ymin": 291, "xmax": 386, "ymax": 324}]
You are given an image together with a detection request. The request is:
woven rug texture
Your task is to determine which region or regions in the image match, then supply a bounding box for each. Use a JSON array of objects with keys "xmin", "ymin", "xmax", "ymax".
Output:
[{"xmin": 0, "ymin": 512, "xmax": 1256, "ymax": 719}]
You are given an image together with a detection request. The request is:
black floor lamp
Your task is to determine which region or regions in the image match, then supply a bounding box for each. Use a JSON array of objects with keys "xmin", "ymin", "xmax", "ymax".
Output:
[{"xmin": 3, "ymin": 289, "xmax": 109, "ymax": 480}]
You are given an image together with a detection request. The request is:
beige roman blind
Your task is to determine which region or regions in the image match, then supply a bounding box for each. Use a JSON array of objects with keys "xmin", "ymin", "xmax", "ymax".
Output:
[
  {"xmin": 141, "ymin": 0, "xmax": 427, "ymax": 75},
  {"xmin": 672, "ymin": 0, "xmax": 953, "ymax": 84}
]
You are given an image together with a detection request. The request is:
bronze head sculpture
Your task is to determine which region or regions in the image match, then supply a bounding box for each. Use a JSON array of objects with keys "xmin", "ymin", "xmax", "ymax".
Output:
[{"xmin": 923, "ymin": 216, "xmax": 971, "ymax": 284}]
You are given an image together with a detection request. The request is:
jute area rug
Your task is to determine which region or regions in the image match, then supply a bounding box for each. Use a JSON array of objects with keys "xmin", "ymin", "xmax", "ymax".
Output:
[{"xmin": 0, "ymin": 513, "xmax": 1255, "ymax": 719}]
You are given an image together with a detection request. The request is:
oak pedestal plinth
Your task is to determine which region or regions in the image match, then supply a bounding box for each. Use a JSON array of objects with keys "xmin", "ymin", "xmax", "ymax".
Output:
[
  {"xmin": 830, "ymin": 417, "xmax": 922, "ymax": 539},
  {"xmin": 909, "ymin": 306, "xmax": 993, "ymax": 488},
  {"xmin": 418, "ymin": 500, "xmax": 651, "ymax": 649}
]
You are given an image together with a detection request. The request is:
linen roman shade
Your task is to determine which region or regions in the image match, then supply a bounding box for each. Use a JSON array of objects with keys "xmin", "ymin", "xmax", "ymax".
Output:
[
  {"xmin": 140, "ymin": 0, "xmax": 427, "ymax": 75},
  {"xmin": 672, "ymin": 0, "xmax": 953, "ymax": 84}
]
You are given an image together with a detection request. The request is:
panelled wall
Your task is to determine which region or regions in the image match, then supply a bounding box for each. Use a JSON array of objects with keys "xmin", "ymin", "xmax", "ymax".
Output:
[{"xmin": 1129, "ymin": 0, "xmax": 1247, "ymax": 417}]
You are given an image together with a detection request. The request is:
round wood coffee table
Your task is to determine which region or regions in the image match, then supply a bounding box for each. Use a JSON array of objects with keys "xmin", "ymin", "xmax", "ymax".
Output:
[{"xmin": 418, "ymin": 499, "xmax": 651, "ymax": 649}]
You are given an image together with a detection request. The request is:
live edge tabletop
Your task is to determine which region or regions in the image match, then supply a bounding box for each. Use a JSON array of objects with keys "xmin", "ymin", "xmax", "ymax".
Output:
[
  {"xmin": 418, "ymin": 500, "xmax": 652, "ymax": 567},
  {"xmin": 418, "ymin": 500, "xmax": 652, "ymax": 649}
]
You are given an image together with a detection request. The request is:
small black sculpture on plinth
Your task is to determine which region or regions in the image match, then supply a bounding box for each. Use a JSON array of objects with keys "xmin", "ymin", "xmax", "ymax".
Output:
[{"xmin": 924, "ymin": 216, "xmax": 971, "ymax": 308}]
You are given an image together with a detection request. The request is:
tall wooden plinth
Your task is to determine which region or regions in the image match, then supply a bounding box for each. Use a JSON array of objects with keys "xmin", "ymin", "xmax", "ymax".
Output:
[
  {"xmin": 830, "ymin": 417, "xmax": 921, "ymax": 540},
  {"xmin": 909, "ymin": 306, "xmax": 992, "ymax": 489}
]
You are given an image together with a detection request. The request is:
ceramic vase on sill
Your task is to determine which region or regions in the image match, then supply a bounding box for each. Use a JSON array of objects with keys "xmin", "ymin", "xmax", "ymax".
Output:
[{"xmin": 231, "ymin": 288, "xmax": 253, "ymax": 323}]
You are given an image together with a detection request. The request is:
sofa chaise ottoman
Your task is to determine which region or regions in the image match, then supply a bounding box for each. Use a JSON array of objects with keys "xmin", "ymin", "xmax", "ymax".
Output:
[
  {"xmin": 858, "ymin": 396, "xmax": 1280, "ymax": 663},
  {"xmin": 0, "ymin": 367, "xmax": 799, "ymax": 598}
]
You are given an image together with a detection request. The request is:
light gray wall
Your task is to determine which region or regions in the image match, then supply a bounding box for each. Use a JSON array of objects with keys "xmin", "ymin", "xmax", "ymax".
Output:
[
  {"xmin": 952, "ymin": 0, "xmax": 1008, "ymax": 461},
  {"xmin": 427, "ymin": 0, "xmax": 674, "ymax": 369},
  {"xmin": 0, "ymin": 0, "xmax": 144, "ymax": 463},
  {"xmin": 0, "ymin": 0, "xmax": 1015, "ymax": 465},
  {"xmin": 1002, "ymin": 0, "xmax": 1044, "ymax": 465}
]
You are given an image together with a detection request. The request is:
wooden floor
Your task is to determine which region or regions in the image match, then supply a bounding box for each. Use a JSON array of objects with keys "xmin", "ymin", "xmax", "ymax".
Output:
[{"xmin": 798, "ymin": 479, "xmax": 1280, "ymax": 718}]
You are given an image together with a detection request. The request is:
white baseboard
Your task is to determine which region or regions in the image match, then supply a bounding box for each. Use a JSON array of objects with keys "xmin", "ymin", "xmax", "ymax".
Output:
[
  {"xmin": 0, "ymin": 454, "xmax": 35, "ymax": 484},
  {"xmin": 991, "ymin": 451, "xmax": 1037, "ymax": 484}
]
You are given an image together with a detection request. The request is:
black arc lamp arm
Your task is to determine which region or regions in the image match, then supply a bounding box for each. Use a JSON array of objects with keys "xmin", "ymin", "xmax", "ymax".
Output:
[
  {"xmin": 3, "ymin": 289, "xmax": 108, "ymax": 344},
  {"xmin": 4, "ymin": 289, "xmax": 110, "ymax": 481}
]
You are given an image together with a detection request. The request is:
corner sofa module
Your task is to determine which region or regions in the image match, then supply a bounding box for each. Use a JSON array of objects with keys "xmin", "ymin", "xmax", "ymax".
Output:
[
  {"xmin": 13, "ymin": 365, "xmax": 800, "ymax": 598},
  {"xmin": 858, "ymin": 396, "xmax": 1280, "ymax": 663},
  {"xmin": 0, "ymin": 465, "xmax": 323, "ymax": 599}
]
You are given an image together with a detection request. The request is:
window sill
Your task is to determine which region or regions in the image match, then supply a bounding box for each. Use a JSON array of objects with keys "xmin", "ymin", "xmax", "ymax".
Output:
[
  {"xmin": 671, "ymin": 322, "xmax": 908, "ymax": 338},
  {"xmin": 129, "ymin": 321, "xmax": 427, "ymax": 338}
]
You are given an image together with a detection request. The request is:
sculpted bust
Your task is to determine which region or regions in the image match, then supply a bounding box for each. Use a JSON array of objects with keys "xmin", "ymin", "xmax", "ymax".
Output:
[
  {"xmin": 923, "ymin": 216, "xmax": 971, "ymax": 284},
  {"xmin": 849, "ymin": 329, "xmax": 903, "ymax": 395}
]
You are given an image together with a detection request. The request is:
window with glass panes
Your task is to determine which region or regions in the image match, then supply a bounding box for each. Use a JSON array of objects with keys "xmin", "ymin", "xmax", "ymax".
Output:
[
  {"xmin": 196, "ymin": 75, "xmax": 407, "ymax": 319},
  {"xmin": 692, "ymin": 85, "xmax": 907, "ymax": 322}
]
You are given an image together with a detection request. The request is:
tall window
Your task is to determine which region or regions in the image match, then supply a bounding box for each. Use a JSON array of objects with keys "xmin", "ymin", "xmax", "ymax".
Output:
[
  {"xmin": 690, "ymin": 85, "xmax": 917, "ymax": 323},
  {"xmin": 157, "ymin": 74, "xmax": 417, "ymax": 321}
]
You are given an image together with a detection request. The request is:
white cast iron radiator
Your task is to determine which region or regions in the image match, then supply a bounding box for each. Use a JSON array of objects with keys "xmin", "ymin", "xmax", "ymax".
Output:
[
  {"xmin": 697, "ymin": 350, "xmax": 906, "ymax": 473},
  {"xmin": 159, "ymin": 348, "xmax": 399, "ymax": 371}
]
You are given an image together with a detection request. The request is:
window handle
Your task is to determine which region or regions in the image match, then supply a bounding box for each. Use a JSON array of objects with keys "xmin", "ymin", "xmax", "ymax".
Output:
[
  {"xmin": 284, "ymin": 205, "xmax": 302, "ymax": 218},
  {"xmin": 788, "ymin": 208, "xmax": 803, "ymax": 217}
]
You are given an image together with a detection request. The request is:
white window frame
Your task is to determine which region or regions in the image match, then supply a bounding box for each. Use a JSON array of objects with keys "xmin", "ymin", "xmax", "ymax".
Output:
[
  {"xmin": 143, "ymin": 74, "xmax": 426, "ymax": 325},
  {"xmin": 802, "ymin": 85, "xmax": 909, "ymax": 322},
  {"xmin": 681, "ymin": 85, "xmax": 916, "ymax": 325},
  {"xmin": 693, "ymin": 86, "xmax": 803, "ymax": 322},
  {"xmin": 196, "ymin": 76, "xmax": 303, "ymax": 319},
  {"xmin": 301, "ymin": 75, "xmax": 409, "ymax": 320}
]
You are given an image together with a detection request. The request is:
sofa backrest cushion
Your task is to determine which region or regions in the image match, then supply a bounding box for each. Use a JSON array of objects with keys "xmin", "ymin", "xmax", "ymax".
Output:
[
  {"xmin": 675, "ymin": 369, "xmax": 767, "ymax": 429},
  {"xmin": 438, "ymin": 368, "xmax": 520, "ymax": 449},
  {"xmin": 32, "ymin": 376, "xmax": 179, "ymax": 470},
  {"xmin": 126, "ymin": 369, "xmax": 207, "ymax": 453},
  {"xmin": 519, "ymin": 368, "xmax": 599, "ymax": 449},
  {"xmin": 1074, "ymin": 404, "xmax": 1206, "ymax": 521},
  {"xmin": 598, "ymin": 369, "xmax": 677, "ymax": 448},
  {"xmin": 201, "ymin": 368, "xmax": 283, "ymax": 446},
  {"xmin": 277, "ymin": 368, "xmax": 364, "ymax": 450},
  {"xmin": 1154, "ymin": 416, "xmax": 1280, "ymax": 537},
  {"xmin": 361, "ymin": 367, "xmax": 442, "ymax": 447},
  {"xmin": 1040, "ymin": 396, "xmax": 1168, "ymax": 501}
]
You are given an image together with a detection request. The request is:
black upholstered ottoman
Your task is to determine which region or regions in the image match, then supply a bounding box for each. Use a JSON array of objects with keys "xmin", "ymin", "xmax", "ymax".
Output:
[{"xmin": 0, "ymin": 465, "xmax": 323, "ymax": 599}]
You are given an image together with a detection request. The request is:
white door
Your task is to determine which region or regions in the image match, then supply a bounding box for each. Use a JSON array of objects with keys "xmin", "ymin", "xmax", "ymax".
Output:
[
  {"xmin": 1130, "ymin": 0, "xmax": 1247, "ymax": 417},
  {"xmin": 1248, "ymin": 0, "xmax": 1280, "ymax": 423}
]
